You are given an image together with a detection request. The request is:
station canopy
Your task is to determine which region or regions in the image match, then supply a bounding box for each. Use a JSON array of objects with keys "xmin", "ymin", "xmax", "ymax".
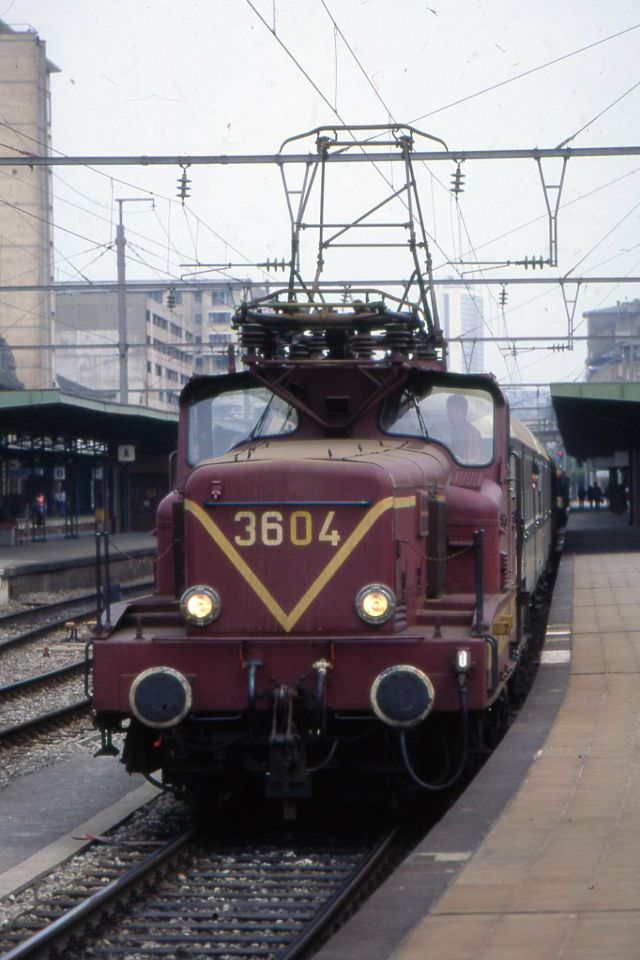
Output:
[
  {"xmin": 0, "ymin": 389, "xmax": 178, "ymax": 456},
  {"xmin": 551, "ymin": 382, "xmax": 640, "ymax": 461}
]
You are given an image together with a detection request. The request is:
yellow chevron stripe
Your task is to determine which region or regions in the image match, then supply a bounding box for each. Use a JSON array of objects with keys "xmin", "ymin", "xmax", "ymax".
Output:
[{"xmin": 184, "ymin": 495, "xmax": 416, "ymax": 633}]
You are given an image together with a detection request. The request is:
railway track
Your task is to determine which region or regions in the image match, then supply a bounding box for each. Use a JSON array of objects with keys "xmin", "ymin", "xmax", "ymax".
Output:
[
  {"xmin": 0, "ymin": 826, "xmax": 397, "ymax": 959},
  {"xmin": 0, "ymin": 579, "xmax": 153, "ymax": 653},
  {"xmin": 0, "ymin": 657, "xmax": 90, "ymax": 745},
  {"xmin": 0, "ymin": 581, "xmax": 150, "ymax": 746}
]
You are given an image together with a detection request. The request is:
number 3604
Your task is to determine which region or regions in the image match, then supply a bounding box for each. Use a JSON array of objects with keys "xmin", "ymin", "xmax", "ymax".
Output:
[{"xmin": 233, "ymin": 509, "xmax": 341, "ymax": 548}]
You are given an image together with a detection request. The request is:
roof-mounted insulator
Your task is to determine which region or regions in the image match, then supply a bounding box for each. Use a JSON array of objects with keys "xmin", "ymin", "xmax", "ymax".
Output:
[
  {"xmin": 450, "ymin": 162, "xmax": 465, "ymax": 195},
  {"xmin": 177, "ymin": 165, "xmax": 191, "ymax": 206},
  {"xmin": 166, "ymin": 287, "xmax": 176, "ymax": 310}
]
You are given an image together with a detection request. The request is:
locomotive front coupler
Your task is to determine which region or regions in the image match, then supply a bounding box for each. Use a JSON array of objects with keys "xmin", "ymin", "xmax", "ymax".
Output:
[{"xmin": 265, "ymin": 683, "xmax": 311, "ymax": 799}]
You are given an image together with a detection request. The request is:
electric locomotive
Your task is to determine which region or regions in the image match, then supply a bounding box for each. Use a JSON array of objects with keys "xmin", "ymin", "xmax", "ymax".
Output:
[{"xmin": 92, "ymin": 294, "xmax": 553, "ymax": 803}]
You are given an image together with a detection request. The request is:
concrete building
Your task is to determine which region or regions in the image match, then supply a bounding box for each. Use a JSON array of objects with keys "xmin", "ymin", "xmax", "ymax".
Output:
[
  {"xmin": 54, "ymin": 282, "xmax": 257, "ymax": 411},
  {"xmin": 0, "ymin": 20, "xmax": 58, "ymax": 389},
  {"xmin": 584, "ymin": 300, "xmax": 640, "ymax": 382},
  {"xmin": 442, "ymin": 287, "xmax": 485, "ymax": 374}
]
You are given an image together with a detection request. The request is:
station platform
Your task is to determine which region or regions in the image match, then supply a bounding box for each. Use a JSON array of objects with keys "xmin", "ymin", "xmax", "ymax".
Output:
[
  {"xmin": 2, "ymin": 508, "xmax": 639, "ymax": 951},
  {"xmin": 316, "ymin": 508, "xmax": 640, "ymax": 960},
  {"xmin": 0, "ymin": 530, "xmax": 156, "ymax": 601}
]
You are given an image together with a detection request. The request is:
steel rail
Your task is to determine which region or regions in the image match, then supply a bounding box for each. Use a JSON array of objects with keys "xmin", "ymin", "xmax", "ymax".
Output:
[
  {"xmin": 0, "ymin": 580, "xmax": 153, "ymax": 652},
  {"xmin": 0, "ymin": 831, "xmax": 194, "ymax": 960},
  {"xmin": 0, "ymin": 828, "xmax": 398, "ymax": 959},
  {"xmin": 0, "ymin": 659, "xmax": 84, "ymax": 696},
  {"xmin": 279, "ymin": 827, "xmax": 398, "ymax": 959},
  {"xmin": 0, "ymin": 698, "xmax": 90, "ymax": 744},
  {"xmin": 1, "ymin": 145, "xmax": 639, "ymax": 166}
]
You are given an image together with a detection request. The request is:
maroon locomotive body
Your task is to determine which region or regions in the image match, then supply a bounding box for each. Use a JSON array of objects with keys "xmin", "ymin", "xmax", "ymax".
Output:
[{"xmin": 92, "ymin": 299, "xmax": 553, "ymax": 803}]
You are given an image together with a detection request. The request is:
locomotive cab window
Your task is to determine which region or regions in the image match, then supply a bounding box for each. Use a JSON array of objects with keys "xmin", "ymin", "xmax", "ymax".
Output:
[
  {"xmin": 381, "ymin": 385, "xmax": 495, "ymax": 466},
  {"xmin": 187, "ymin": 386, "xmax": 298, "ymax": 464}
]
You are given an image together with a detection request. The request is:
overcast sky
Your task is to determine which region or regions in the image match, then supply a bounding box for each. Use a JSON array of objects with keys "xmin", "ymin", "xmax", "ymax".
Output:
[{"xmin": 4, "ymin": 0, "xmax": 640, "ymax": 388}]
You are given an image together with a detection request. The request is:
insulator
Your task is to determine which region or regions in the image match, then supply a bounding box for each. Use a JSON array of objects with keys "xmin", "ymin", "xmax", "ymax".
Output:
[
  {"xmin": 166, "ymin": 288, "xmax": 176, "ymax": 310},
  {"xmin": 177, "ymin": 166, "xmax": 191, "ymax": 205},
  {"xmin": 240, "ymin": 323, "xmax": 267, "ymax": 355},
  {"xmin": 385, "ymin": 323, "xmax": 412, "ymax": 355},
  {"xmin": 414, "ymin": 337, "xmax": 437, "ymax": 359},
  {"xmin": 450, "ymin": 163, "xmax": 465, "ymax": 195},
  {"xmin": 289, "ymin": 337, "xmax": 310, "ymax": 359},
  {"xmin": 264, "ymin": 258, "xmax": 286, "ymax": 272},
  {"xmin": 306, "ymin": 333, "xmax": 326, "ymax": 358},
  {"xmin": 351, "ymin": 332, "xmax": 375, "ymax": 358},
  {"xmin": 499, "ymin": 286, "xmax": 508, "ymax": 307}
]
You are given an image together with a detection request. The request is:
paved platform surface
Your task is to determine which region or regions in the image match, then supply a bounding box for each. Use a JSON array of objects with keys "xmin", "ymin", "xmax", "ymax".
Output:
[
  {"xmin": 0, "ymin": 531, "xmax": 156, "ymax": 574},
  {"xmin": 317, "ymin": 509, "xmax": 640, "ymax": 960},
  {"xmin": 0, "ymin": 758, "xmax": 158, "ymax": 897}
]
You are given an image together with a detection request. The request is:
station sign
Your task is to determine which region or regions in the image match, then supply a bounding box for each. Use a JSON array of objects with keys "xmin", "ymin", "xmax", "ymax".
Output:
[{"xmin": 117, "ymin": 444, "xmax": 136, "ymax": 463}]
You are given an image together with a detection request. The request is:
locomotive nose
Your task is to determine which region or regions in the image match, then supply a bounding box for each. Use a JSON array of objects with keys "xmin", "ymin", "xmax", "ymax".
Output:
[
  {"xmin": 370, "ymin": 665, "xmax": 435, "ymax": 727},
  {"xmin": 129, "ymin": 667, "xmax": 192, "ymax": 729}
]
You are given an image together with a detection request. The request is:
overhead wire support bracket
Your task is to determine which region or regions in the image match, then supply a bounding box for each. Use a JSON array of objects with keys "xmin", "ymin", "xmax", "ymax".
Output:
[
  {"xmin": 559, "ymin": 278, "xmax": 582, "ymax": 351},
  {"xmin": 536, "ymin": 156, "xmax": 568, "ymax": 268}
]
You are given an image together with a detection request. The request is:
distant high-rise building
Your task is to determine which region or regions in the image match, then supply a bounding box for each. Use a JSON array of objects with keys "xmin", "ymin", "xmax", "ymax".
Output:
[
  {"xmin": 0, "ymin": 20, "xmax": 58, "ymax": 389},
  {"xmin": 584, "ymin": 299, "xmax": 640, "ymax": 382},
  {"xmin": 54, "ymin": 282, "xmax": 261, "ymax": 411},
  {"xmin": 442, "ymin": 287, "xmax": 485, "ymax": 373}
]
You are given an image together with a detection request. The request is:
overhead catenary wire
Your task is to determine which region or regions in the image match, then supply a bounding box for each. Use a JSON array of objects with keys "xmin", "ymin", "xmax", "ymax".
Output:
[
  {"xmin": 251, "ymin": 0, "xmax": 504, "ymax": 355},
  {"xmin": 556, "ymin": 77, "xmax": 640, "ymax": 149},
  {"xmin": 311, "ymin": 0, "xmax": 532, "ymax": 375},
  {"xmin": 0, "ymin": 108, "xmax": 268, "ymax": 284},
  {"xmin": 410, "ymin": 22, "xmax": 640, "ymax": 124}
]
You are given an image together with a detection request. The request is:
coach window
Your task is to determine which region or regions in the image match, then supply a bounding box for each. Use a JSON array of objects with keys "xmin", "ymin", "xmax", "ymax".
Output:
[
  {"xmin": 188, "ymin": 386, "xmax": 298, "ymax": 463},
  {"xmin": 382, "ymin": 385, "xmax": 494, "ymax": 466}
]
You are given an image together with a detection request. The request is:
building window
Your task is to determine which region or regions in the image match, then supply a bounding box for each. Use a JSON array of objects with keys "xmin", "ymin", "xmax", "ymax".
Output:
[
  {"xmin": 148, "ymin": 291, "xmax": 163, "ymax": 304},
  {"xmin": 208, "ymin": 311, "xmax": 230, "ymax": 324},
  {"xmin": 211, "ymin": 288, "xmax": 231, "ymax": 306},
  {"xmin": 155, "ymin": 363, "xmax": 162, "ymax": 376},
  {"xmin": 153, "ymin": 314, "xmax": 168, "ymax": 330},
  {"xmin": 170, "ymin": 322, "xmax": 183, "ymax": 338},
  {"xmin": 193, "ymin": 291, "xmax": 203, "ymax": 304}
]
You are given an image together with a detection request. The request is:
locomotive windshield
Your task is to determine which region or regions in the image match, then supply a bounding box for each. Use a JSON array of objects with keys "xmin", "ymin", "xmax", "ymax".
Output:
[
  {"xmin": 187, "ymin": 386, "xmax": 298, "ymax": 464},
  {"xmin": 381, "ymin": 385, "xmax": 495, "ymax": 466}
]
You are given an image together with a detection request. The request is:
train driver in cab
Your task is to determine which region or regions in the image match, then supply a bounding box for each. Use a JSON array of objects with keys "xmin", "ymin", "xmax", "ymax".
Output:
[{"xmin": 446, "ymin": 392, "xmax": 484, "ymax": 463}]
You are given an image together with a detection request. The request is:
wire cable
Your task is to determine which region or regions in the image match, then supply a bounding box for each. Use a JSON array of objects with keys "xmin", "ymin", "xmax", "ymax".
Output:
[
  {"xmin": 556, "ymin": 77, "xmax": 640, "ymax": 149},
  {"xmin": 410, "ymin": 23, "xmax": 640, "ymax": 123}
]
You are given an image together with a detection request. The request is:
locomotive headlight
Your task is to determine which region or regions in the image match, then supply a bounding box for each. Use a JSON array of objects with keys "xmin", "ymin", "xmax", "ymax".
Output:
[
  {"xmin": 180, "ymin": 585, "xmax": 221, "ymax": 626},
  {"xmin": 370, "ymin": 665, "xmax": 435, "ymax": 727},
  {"xmin": 129, "ymin": 667, "xmax": 192, "ymax": 729},
  {"xmin": 355, "ymin": 584, "xmax": 396, "ymax": 625}
]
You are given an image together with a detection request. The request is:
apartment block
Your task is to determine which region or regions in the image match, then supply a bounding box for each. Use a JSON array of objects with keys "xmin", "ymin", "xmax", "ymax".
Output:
[{"xmin": 0, "ymin": 20, "xmax": 57, "ymax": 389}]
